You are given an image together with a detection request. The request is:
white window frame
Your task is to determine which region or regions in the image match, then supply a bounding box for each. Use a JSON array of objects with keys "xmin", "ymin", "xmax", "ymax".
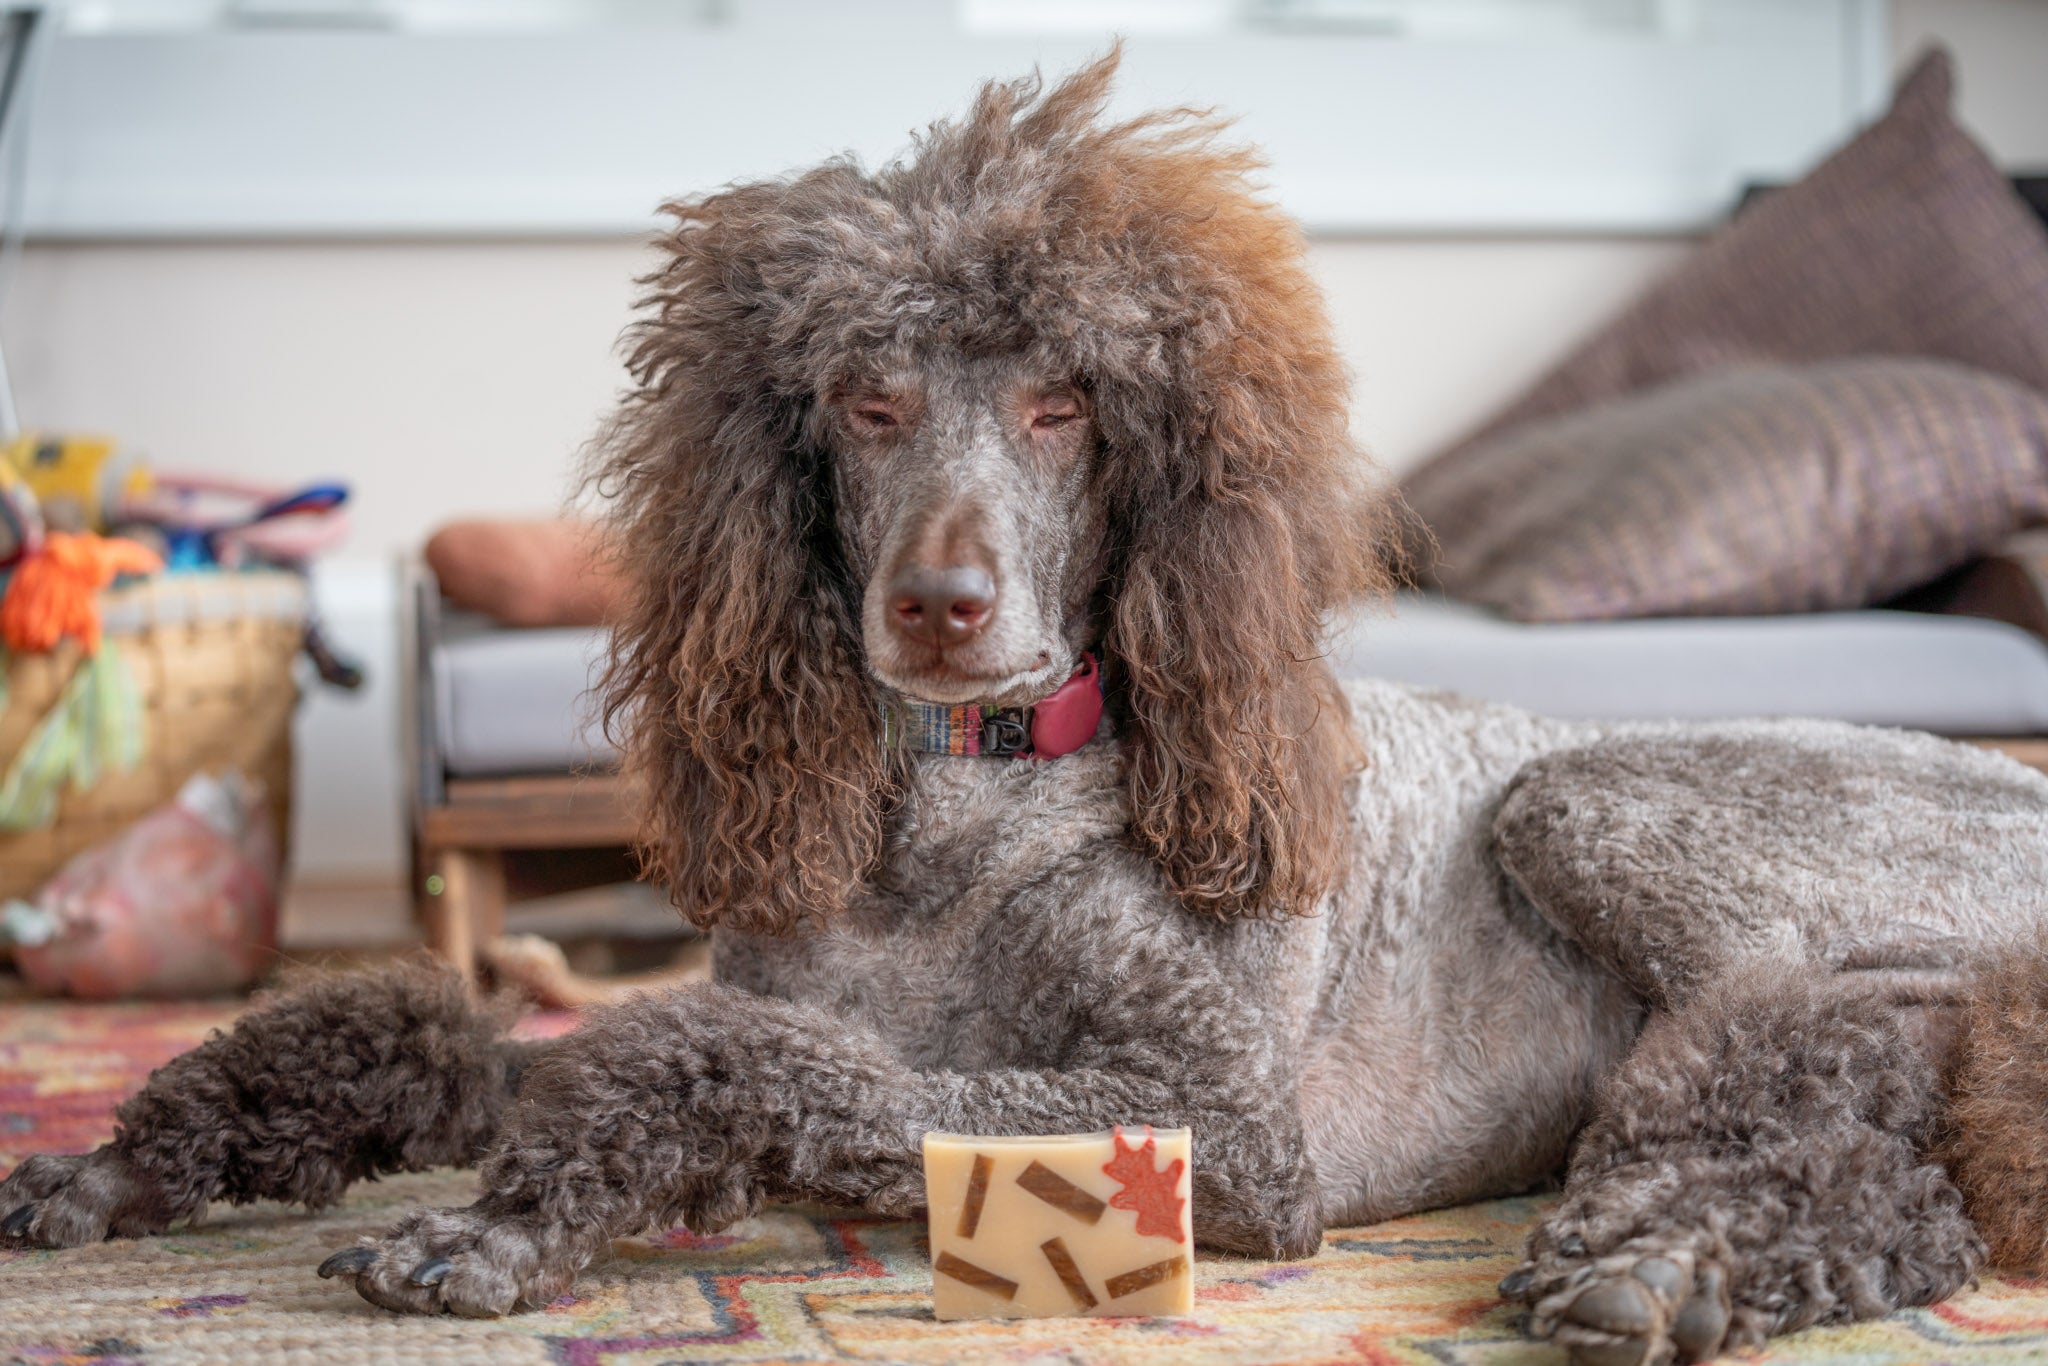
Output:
[{"xmin": 19, "ymin": 0, "xmax": 1891, "ymax": 238}]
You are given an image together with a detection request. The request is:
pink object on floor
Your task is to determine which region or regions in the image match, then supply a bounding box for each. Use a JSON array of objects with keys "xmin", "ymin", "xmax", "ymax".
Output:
[{"xmin": 9, "ymin": 774, "xmax": 278, "ymax": 998}]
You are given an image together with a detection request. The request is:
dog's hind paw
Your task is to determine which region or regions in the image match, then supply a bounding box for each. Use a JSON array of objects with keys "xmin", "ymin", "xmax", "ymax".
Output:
[
  {"xmin": 1503, "ymin": 1245, "xmax": 1731, "ymax": 1366},
  {"xmin": 319, "ymin": 1204, "xmax": 578, "ymax": 1317},
  {"xmin": 0, "ymin": 1150, "xmax": 182, "ymax": 1247}
]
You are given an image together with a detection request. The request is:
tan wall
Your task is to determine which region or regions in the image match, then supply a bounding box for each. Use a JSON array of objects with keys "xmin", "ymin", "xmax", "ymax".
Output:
[
  {"xmin": 1893, "ymin": 0, "xmax": 2048, "ymax": 167},
  {"xmin": 1, "ymin": 235, "xmax": 1692, "ymax": 557}
]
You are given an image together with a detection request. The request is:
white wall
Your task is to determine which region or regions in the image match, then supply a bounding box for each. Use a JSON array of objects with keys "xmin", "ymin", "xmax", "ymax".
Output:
[
  {"xmin": 0, "ymin": 235, "xmax": 1691, "ymax": 557},
  {"xmin": 1319, "ymin": 238, "xmax": 1691, "ymax": 473},
  {"xmin": 4, "ymin": 239, "xmax": 643, "ymax": 556},
  {"xmin": 3, "ymin": 0, "xmax": 2040, "ymax": 883},
  {"xmin": 1893, "ymin": 0, "xmax": 2048, "ymax": 167}
]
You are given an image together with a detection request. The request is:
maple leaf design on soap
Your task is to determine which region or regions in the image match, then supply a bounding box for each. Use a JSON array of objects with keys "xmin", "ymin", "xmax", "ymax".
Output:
[{"xmin": 1102, "ymin": 1127, "xmax": 1186, "ymax": 1242}]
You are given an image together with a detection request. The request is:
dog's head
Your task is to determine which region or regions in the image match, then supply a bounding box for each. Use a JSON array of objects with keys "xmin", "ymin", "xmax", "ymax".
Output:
[{"xmin": 595, "ymin": 50, "xmax": 1392, "ymax": 935}]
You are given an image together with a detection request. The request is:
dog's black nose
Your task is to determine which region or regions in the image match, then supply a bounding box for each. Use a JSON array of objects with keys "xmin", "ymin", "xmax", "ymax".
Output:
[{"xmin": 890, "ymin": 564, "xmax": 996, "ymax": 647}]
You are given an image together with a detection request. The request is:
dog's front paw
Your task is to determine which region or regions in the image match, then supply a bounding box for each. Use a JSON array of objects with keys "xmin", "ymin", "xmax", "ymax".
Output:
[
  {"xmin": 1191, "ymin": 1191, "xmax": 1323, "ymax": 1260},
  {"xmin": 0, "ymin": 1149, "xmax": 183, "ymax": 1247},
  {"xmin": 1502, "ymin": 1240, "xmax": 1732, "ymax": 1366},
  {"xmin": 318, "ymin": 1204, "xmax": 579, "ymax": 1318}
]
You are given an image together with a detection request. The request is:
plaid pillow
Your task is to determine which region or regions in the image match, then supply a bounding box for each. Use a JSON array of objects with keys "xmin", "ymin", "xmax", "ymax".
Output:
[
  {"xmin": 1405, "ymin": 48, "xmax": 2048, "ymax": 567},
  {"xmin": 1432, "ymin": 360, "xmax": 2048, "ymax": 622}
]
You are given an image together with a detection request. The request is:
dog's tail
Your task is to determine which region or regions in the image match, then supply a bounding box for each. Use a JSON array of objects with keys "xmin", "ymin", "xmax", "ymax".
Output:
[{"xmin": 1938, "ymin": 934, "xmax": 2048, "ymax": 1272}]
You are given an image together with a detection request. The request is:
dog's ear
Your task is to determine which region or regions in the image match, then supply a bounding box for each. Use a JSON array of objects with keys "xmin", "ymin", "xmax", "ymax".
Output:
[
  {"xmin": 591, "ymin": 179, "xmax": 897, "ymax": 937},
  {"xmin": 1088, "ymin": 91, "xmax": 1396, "ymax": 920},
  {"xmin": 1113, "ymin": 458, "xmax": 1381, "ymax": 922}
]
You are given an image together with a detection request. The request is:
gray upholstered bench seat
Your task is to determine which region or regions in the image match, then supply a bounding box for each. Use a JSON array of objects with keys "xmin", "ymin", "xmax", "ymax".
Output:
[
  {"xmin": 431, "ymin": 611, "xmax": 618, "ymax": 778},
  {"xmin": 1331, "ymin": 594, "xmax": 2048, "ymax": 733},
  {"xmin": 430, "ymin": 594, "xmax": 2048, "ymax": 778}
]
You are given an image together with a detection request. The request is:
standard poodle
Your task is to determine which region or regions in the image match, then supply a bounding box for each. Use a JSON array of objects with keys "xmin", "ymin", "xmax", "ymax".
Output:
[{"xmin": 9, "ymin": 53, "xmax": 2048, "ymax": 1366}]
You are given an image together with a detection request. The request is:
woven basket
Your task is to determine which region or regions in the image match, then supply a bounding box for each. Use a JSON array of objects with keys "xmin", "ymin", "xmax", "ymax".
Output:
[{"xmin": 0, "ymin": 571, "xmax": 306, "ymax": 901}]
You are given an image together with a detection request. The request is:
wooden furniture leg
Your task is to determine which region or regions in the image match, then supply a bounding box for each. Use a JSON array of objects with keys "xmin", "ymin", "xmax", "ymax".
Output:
[
  {"xmin": 1979, "ymin": 738, "xmax": 2048, "ymax": 776},
  {"xmin": 422, "ymin": 847, "xmax": 508, "ymax": 980},
  {"xmin": 413, "ymin": 774, "xmax": 640, "ymax": 979}
]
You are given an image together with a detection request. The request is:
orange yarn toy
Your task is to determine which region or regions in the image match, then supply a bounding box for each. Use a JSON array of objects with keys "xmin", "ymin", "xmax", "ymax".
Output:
[{"xmin": 1, "ymin": 531, "xmax": 163, "ymax": 654}]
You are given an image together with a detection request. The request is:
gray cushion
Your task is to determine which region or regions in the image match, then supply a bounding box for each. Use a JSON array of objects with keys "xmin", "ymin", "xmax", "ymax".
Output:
[
  {"xmin": 1329, "ymin": 593, "xmax": 2048, "ymax": 734},
  {"xmin": 433, "ymin": 615, "xmax": 614, "ymax": 778},
  {"xmin": 431, "ymin": 593, "xmax": 2048, "ymax": 778}
]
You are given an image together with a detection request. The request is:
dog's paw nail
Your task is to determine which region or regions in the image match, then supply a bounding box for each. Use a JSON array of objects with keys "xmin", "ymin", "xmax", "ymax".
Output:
[
  {"xmin": 1, "ymin": 1204, "xmax": 34, "ymax": 1238},
  {"xmin": 409, "ymin": 1256, "xmax": 454, "ymax": 1287},
  {"xmin": 319, "ymin": 1246, "xmax": 379, "ymax": 1279},
  {"xmin": 1558, "ymin": 1233, "xmax": 1589, "ymax": 1257},
  {"xmin": 1564, "ymin": 1279, "xmax": 1657, "ymax": 1336},
  {"xmin": 1499, "ymin": 1267, "xmax": 1535, "ymax": 1298}
]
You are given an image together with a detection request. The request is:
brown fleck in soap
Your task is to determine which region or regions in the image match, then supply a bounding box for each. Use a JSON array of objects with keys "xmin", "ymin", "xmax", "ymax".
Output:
[{"xmin": 922, "ymin": 1126, "xmax": 1193, "ymax": 1319}]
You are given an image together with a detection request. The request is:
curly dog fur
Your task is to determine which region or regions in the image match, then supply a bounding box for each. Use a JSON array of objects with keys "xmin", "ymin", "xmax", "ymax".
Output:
[
  {"xmin": 0, "ymin": 959, "xmax": 532, "ymax": 1247},
  {"xmin": 1516, "ymin": 965, "xmax": 1984, "ymax": 1361},
  {"xmin": 1938, "ymin": 934, "xmax": 2048, "ymax": 1272},
  {"xmin": 10, "ymin": 52, "xmax": 2048, "ymax": 1364}
]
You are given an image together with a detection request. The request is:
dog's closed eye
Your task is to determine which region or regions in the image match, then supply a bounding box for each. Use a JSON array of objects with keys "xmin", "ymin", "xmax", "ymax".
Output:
[{"xmin": 1028, "ymin": 389, "xmax": 1087, "ymax": 432}]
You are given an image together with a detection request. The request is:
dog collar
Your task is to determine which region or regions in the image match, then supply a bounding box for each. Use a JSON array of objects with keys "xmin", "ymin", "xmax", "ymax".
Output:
[{"xmin": 880, "ymin": 653, "xmax": 1103, "ymax": 759}]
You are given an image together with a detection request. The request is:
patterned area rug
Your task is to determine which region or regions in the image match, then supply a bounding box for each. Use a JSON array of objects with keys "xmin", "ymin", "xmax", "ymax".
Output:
[{"xmin": 6, "ymin": 1001, "xmax": 2048, "ymax": 1364}]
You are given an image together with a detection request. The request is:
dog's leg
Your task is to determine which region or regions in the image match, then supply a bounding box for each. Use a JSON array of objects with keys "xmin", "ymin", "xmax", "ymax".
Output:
[
  {"xmin": 1492, "ymin": 728, "xmax": 2048, "ymax": 1012},
  {"xmin": 1500, "ymin": 965, "xmax": 1981, "ymax": 1366},
  {"xmin": 322, "ymin": 975, "xmax": 1317, "ymax": 1317},
  {"xmin": 0, "ymin": 961, "xmax": 534, "ymax": 1248}
]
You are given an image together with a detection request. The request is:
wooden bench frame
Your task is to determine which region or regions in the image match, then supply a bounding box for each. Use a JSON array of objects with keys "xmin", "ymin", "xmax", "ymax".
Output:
[
  {"xmin": 416, "ymin": 772, "xmax": 638, "ymax": 977},
  {"xmin": 1977, "ymin": 738, "xmax": 2048, "ymax": 775}
]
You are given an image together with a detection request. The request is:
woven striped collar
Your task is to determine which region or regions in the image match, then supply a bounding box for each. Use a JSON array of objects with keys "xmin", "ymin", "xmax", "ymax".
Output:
[
  {"xmin": 880, "ymin": 653, "xmax": 1103, "ymax": 760},
  {"xmin": 879, "ymin": 699, "xmax": 1032, "ymax": 757}
]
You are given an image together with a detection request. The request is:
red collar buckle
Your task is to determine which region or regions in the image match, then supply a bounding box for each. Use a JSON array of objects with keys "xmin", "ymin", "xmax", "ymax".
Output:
[{"xmin": 1026, "ymin": 653, "xmax": 1103, "ymax": 760}]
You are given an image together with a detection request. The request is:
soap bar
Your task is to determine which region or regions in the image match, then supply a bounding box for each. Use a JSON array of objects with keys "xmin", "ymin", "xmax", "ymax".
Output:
[{"xmin": 922, "ymin": 1126, "xmax": 1194, "ymax": 1320}]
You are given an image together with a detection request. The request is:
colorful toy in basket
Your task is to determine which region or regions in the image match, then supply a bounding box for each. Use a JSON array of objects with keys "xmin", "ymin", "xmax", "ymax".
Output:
[
  {"xmin": 0, "ymin": 530, "xmax": 163, "ymax": 838},
  {"xmin": 119, "ymin": 475, "xmax": 349, "ymax": 570},
  {"xmin": 0, "ymin": 432, "xmax": 334, "ymax": 956},
  {"xmin": 1, "ymin": 434, "xmax": 350, "ymax": 571},
  {"xmin": 0, "ymin": 570, "xmax": 307, "ymax": 911},
  {"xmin": 115, "ymin": 475, "xmax": 360, "ymax": 686},
  {"xmin": 0, "ymin": 531, "xmax": 164, "ymax": 654},
  {"xmin": 0, "ymin": 459, "xmax": 41, "ymax": 569},
  {"xmin": 1, "ymin": 432, "xmax": 152, "ymax": 535}
]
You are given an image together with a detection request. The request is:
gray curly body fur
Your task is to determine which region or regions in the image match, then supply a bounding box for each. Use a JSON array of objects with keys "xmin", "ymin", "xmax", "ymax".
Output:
[
  {"xmin": 12, "ymin": 55, "xmax": 2048, "ymax": 1366},
  {"xmin": 0, "ymin": 964, "xmax": 536, "ymax": 1245},
  {"xmin": 10, "ymin": 686, "xmax": 2048, "ymax": 1364}
]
